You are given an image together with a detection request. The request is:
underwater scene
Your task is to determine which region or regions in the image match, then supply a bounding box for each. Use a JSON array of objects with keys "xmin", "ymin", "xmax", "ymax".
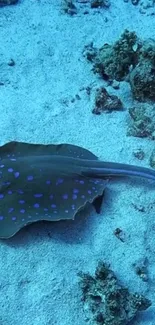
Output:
[{"xmin": 0, "ymin": 0, "xmax": 155, "ymax": 324}]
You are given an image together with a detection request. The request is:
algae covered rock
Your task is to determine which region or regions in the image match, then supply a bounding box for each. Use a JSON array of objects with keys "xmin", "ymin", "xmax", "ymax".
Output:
[
  {"xmin": 92, "ymin": 87, "xmax": 123, "ymax": 114},
  {"xmin": 61, "ymin": 0, "xmax": 77, "ymax": 15},
  {"xmin": 129, "ymin": 39, "xmax": 155, "ymax": 101},
  {"xmin": 91, "ymin": 0, "xmax": 111, "ymax": 8},
  {"xmin": 85, "ymin": 30, "xmax": 155, "ymax": 102},
  {"xmin": 127, "ymin": 103, "xmax": 155, "ymax": 138},
  {"xmin": 79, "ymin": 262, "xmax": 151, "ymax": 325},
  {"xmin": 87, "ymin": 30, "xmax": 139, "ymax": 81}
]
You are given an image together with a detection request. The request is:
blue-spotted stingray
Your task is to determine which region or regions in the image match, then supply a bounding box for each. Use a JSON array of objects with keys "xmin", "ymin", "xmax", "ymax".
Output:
[{"xmin": 0, "ymin": 141, "xmax": 155, "ymax": 239}]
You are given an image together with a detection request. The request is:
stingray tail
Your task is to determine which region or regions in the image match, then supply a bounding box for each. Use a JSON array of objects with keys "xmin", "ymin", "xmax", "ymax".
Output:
[{"xmin": 82, "ymin": 161, "xmax": 155, "ymax": 181}]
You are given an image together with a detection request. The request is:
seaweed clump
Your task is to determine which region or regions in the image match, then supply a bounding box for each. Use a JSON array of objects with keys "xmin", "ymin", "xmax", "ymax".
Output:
[
  {"xmin": 78, "ymin": 262, "xmax": 151, "ymax": 325},
  {"xmin": 127, "ymin": 103, "xmax": 155, "ymax": 138}
]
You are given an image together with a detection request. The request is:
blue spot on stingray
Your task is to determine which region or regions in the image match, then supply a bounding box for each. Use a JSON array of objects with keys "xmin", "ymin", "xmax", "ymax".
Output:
[
  {"xmin": 51, "ymin": 204, "xmax": 56, "ymax": 208},
  {"xmin": 8, "ymin": 168, "xmax": 13, "ymax": 172},
  {"xmin": 56, "ymin": 178, "xmax": 64, "ymax": 185},
  {"xmin": 75, "ymin": 179, "xmax": 82, "ymax": 184},
  {"xmin": 19, "ymin": 200, "xmax": 25, "ymax": 204},
  {"xmin": 10, "ymin": 158, "xmax": 16, "ymax": 161},
  {"xmin": 62, "ymin": 194, "xmax": 68, "ymax": 199},
  {"xmin": 80, "ymin": 180, "xmax": 84, "ymax": 184},
  {"xmin": 17, "ymin": 189, "xmax": 24, "ymax": 194},
  {"xmin": 93, "ymin": 180, "xmax": 101, "ymax": 184},
  {"xmin": 81, "ymin": 195, "xmax": 85, "ymax": 199},
  {"xmin": 3, "ymin": 181, "xmax": 11, "ymax": 186},
  {"xmin": 44, "ymin": 208, "xmax": 48, "ymax": 211},
  {"xmin": 14, "ymin": 172, "xmax": 20, "ymax": 178},
  {"xmin": 0, "ymin": 164, "xmax": 4, "ymax": 168},
  {"xmin": 8, "ymin": 208, "xmax": 14, "ymax": 213},
  {"xmin": 88, "ymin": 190, "xmax": 92, "ymax": 194},
  {"xmin": 65, "ymin": 210, "xmax": 68, "ymax": 213},
  {"xmin": 0, "ymin": 216, "xmax": 4, "ymax": 220},
  {"xmin": 34, "ymin": 194, "xmax": 43, "ymax": 198},
  {"xmin": 49, "ymin": 194, "xmax": 53, "ymax": 200},
  {"xmin": 73, "ymin": 189, "xmax": 79, "ymax": 194},
  {"xmin": 12, "ymin": 216, "xmax": 16, "ymax": 221},
  {"xmin": 71, "ymin": 204, "xmax": 75, "ymax": 210},
  {"xmin": 0, "ymin": 194, "xmax": 4, "ymax": 199},
  {"xmin": 34, "ymin": 203, "xmax": 39, "ymax": 208},
  {"xmin": 20, "ymin": 209, "xmax": 25, "ymax": 213},
  {"xmin": 72, "ymin": 194, "xmax": 77, "ymax": 200},
  {"xmin": 27, "ymin": 175, "xmax": 33, "ymax": 181},
  {"xmin": 8, "ymin": 190, "xmax": 12, "ymax": 195},
  {"xmin": 46, "ymin": 180, "xmax": 51, "ymax": 185}
]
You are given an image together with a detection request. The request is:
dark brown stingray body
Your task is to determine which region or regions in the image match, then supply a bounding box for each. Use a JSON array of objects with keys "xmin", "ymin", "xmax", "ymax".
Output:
[{"xmin": 0, "ymin": 141, "xmax": 155, "ymax": 239}]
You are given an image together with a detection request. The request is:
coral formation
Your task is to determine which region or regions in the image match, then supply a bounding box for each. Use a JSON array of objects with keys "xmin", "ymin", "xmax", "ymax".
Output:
[
  {"xmin": 85, "ymin": 30, "xmax": 155, "ymax": 101},
  {"xmin": 129, "ymin": 39, "xmax": 155, "ymax": 101},
  {"xmin": 133, "ymin": 148, "xmax": 145, "ymax": 160},
  {"xmin": 85, "ymin": 30, "xmax": 138, "ymax": 81},
  {"xmin": 90, "ymin": 0, "xmax": 110, "ymax": 8},
  {"xmin": 61, "ymin": 0, "xmax": 77, "ymax": 15},
  {"xmin": 133, "ymin": 258, "xmax": 149, "ymax": 282},
  {"xmin": 92, "ymin": 87, "xmax": 123, "ymax": 114},
  {"xmin": 79, "ymin": 262, "xmax": 151, "ymax": 325},
  {"xmin": 62, "ymin": 0, "xmax": 111, "ymax": 14},
  {"xmin": 127, "ymin": 103, "xmax": 155, "ymax": 138}
]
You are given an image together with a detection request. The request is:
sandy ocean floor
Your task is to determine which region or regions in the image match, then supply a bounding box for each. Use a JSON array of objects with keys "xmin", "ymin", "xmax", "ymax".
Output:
[{"xmin": 0, "ymin": 0, "xmax": 155, "ymax": 324}]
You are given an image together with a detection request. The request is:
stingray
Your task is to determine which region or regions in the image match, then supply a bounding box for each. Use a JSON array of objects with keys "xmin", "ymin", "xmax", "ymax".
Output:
[{"xmin": 0, "ymin": 141, "xmax": 155, "ymax": 239}]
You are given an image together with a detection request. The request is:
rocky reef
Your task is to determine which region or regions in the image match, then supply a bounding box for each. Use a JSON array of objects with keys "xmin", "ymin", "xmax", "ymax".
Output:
[
  {"xmin": 79, "ymin": 262, "xmax": 151, "ymax": 325},
  {"xmin": 85, "ymin": 30, "xmax": 155, "ymax": 102},
  {"xmin": 127, "ymin": 103, "xmax": 155, "ymax": 139}
]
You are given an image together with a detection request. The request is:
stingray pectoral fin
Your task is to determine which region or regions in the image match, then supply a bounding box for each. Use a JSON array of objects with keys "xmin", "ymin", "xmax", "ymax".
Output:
[
  {"xmin": 0, "ymin": 141, "xmax": 108, "ymax": 239},
  {"xmin": 0, "ymin": 216, "xmax": 32, "ymax": 239},
  {"xmin": 0, "ymin": 171, "xmax": 108, "ymax": 239}
]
